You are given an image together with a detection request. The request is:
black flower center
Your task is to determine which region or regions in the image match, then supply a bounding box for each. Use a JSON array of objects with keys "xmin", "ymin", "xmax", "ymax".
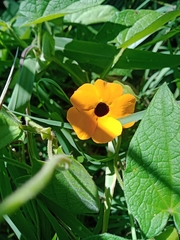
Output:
[{"xmin": 94, "ymin": 102, "xmax": 109, "ymax": 117}]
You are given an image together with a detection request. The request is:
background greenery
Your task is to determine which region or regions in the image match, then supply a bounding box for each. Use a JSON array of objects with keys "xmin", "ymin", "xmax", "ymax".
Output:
[{"xmin": 0, "ymin": 0, "xmax": 180, "ymax": 239}]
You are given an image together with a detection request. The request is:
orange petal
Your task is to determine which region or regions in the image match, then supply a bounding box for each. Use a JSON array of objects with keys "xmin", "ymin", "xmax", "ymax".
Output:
[
  {"xmin": 94, "ymin": 79, "xmax": 110, "ymax": 103},
  {"xmin": 109, "ymin": 94, "xmax": 136, "ymax": 119},
  {"xmin": 123, "ymin": 121, "xmax": 135, "ymax": 128},
  {"xmin": 92, "ymin": 116, "xmax": 122, "ymax": 143},
  {"xmin": 107, "ymin": 81, "xmax": 124, "ymax": 101},
  {"xmin": 70, "ymin": 83, "xmax": 99, "ymax": 111},
  {"xmin": 67, "ymin": 107, "xmax": 97, "ymax": 140},
  {"xmin": 94, "ymin": 79, "xmax": 123, "ymax": 104}
]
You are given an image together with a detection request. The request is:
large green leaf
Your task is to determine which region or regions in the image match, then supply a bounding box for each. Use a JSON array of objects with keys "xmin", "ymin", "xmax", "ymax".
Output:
[
  {"xmin": 117, "ymin": 11, "xmax": 162, "ymax": 47},
  {"xmin": 124, "ymin": 84, "xmax": 180, "ymax": 238},
  {"xmin": 120, "ymin": 10, "xmax": 180, "ymax": 48},
  {"xmin": 55, "ymin": 37, "xmax": 180, "ymax": 70},
  {"xmin": 0, "ymin": 107, "xmax": 23, "ymax": 149},
  {"xmin": 64, "ymin": 4, "xmax": 117, "ymax": 24},
  {"xmin": 95, "ymin": 9, "xmax": 158, "ymax": 43},
  {"xmin": 111, "ymin": 9, "xmax": 159, "ymax": 26},
  {"xmin": 42, "ymin": 158, "xmax": 100, "ymax": 214},
  {"xmin": 19, "ymin": 0, "xmax": 104, "ymax": 26}
]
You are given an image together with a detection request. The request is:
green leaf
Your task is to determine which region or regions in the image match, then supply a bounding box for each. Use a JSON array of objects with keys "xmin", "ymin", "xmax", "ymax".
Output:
[
  {"xmin": 8, "ymin": 57, "xmax": 36, "ymax": 112},
  {"xmin": 42, "ymin": 32, "xmax": 55, "ymax": 60},
  {"xmin": 64, "ymin": 4, "xmax": 118, "ymax": 24},
  {"xmin": 0, "ymin": 107, "xmax": 23, "ymax": 149},
  {"xmin": 117, "ymin": 11, "xmax": 162, "ymax": 47},
  {"xmin": 95, "ymin": 9, "xmax": 161, "ymax": 44},
  {"xmin": 83, "ymin": 233, "xmax": 128, "ymax": 240},
  {"xmin": 55, "ymin": 37, "xmax": 180, "ymax": 70},
  {"xmin": 37, "ymin": 200, "xmax": 70, "ymax": 240},
  {"xmin": 154, "ymin": 227, "xmax": 179, "ymax": 240},
  {"xmin": 0, "ymin": 20, "xmax": 8, "ymax": 27},
  {"xmin": 114, "ymin": 49, "xmax": 180, "ymax": 69},
  {"xmin": 124, "ymin": 84, "xmax": 180, "ymax": 238},
  {"xmin": 120, "ymin": 10, "xmax": 180, "ymax": 48},
  {"xmin": 40, "ymin": 195, "xmax": 94, "ymax": 238},
  {"xmin": 55, "ymin": 37, "xmax": 117, "ymax": 69},
  {"xmin": 0, "ymin": 160, "xmax": 37, "ymax": 240},
  {"xmin": 42, "ymin": 158, "xmax": 100, "ymax": 214},
  {"xmin": 19, "ymin": 0, "xmax": 104, "ymax": 26}
]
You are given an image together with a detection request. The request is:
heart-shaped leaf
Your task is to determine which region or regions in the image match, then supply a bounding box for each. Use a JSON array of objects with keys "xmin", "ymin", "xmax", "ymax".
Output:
[
  {"xmin": 124, "ymin": 84, "xmax": 180, "ymax": 238},
  {"xmin": 19, "ymin": 0, "xmax": 104, "ymax": 26}
]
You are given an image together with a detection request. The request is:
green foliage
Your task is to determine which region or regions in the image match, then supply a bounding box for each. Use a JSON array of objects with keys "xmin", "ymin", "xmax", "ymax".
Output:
[
  {"xmin": 0, "ymin": 0, "xmax": 180, "ymax": 239},
  {"xmin": 124, "ymin": 84, "xmax": 180, "ymax": 238},
  {"xmin": 0, "ymin": 107, "xmax": 23, "ymax": 149},
  {"xmin": 42, "ymin": 158, "xmax": 100, "ymax": 214}
]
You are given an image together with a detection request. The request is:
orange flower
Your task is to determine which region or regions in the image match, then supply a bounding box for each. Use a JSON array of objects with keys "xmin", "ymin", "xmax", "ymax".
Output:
[{"xmin": 67, "ymin": 79, "xmax": 136, "ymax": 143}]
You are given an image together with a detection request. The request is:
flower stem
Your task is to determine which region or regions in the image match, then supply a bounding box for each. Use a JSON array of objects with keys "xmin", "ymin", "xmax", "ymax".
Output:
[
  {"xmin": 100, "ymin": 48, "xmax": 125, "ymax": 79},
  {"xmin": 128, "ymin": 210, "xmax": 137, "ymax": 240},
  {"xmin": 102, "ymin": 137, "xmax": 124, "ymax": 233},
  {"xmin": 102, "ymin": 158, "xmax": 116, "ymax": 233}
]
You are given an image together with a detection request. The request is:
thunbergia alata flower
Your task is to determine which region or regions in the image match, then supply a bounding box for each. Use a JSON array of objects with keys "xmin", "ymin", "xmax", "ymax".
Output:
[{"xmin": 67, "ymin": 79, "xmax": 136, "ymax": 143}]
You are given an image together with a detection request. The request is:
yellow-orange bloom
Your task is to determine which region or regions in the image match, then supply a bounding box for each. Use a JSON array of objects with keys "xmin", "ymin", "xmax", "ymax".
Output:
[{"xmin": 67, "ymin": 79, "xmax": 136, "ymax": 143}]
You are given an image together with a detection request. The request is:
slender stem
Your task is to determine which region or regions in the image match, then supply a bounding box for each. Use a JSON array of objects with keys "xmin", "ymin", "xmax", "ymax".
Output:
[
  {"xmin": 100, "ymin": 48, "xmax": 125, "ymax": 79},
  {"xmin": 102, "ymin": 159, "xmax": 116, "ymax": 233},
  {"xmin": 100, "ymin": 62, "xmax": 114, "ymax": 80},
  {"xmin": 47, "ymin": 138, "xmax": 53, "ymax": 159},
  {"xmin": 102, "ymin": 137, "xmax": 124, "ymax": 233},
  {"xmin": 26, "ymin": 105, "xmax": 37, "ymax": 165},
  {"xmin": 37, "ymin": 24, "xmax": 42, "ymax": 50},
  {"xmin": 0, "ymin": 48, "xmax": 19, "ymax": 109},
  {"xmin": 102, "ymin": 138, "xmax": 121, "ymax": 233},
  {"xmin": 111, "ymin": 48, "xmax": 125, "ymax": 68},
  {"xmin": 8, "ymin": 26, "xmax": 27, "ymax": 48},
  {"xmin": 20, "ymin": 45, "xmax": 37, "ymax": 68},
  {"xmin": 113, "ymin": 136, "xmax": 124, "ymax": 190},
  {"xmin": 128, "ymin": 211, "xmax": 137, "ymax": 240},
  {"xmin": 52, "ymin": 56, "xmax": 84, "ymax": 85},
  {"xmin": 114, "ymin": 165, "xmax": 124, "ymax": 190}
]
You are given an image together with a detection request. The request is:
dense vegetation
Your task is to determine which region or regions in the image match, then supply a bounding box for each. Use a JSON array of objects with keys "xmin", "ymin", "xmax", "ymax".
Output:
[{"xmin": 0, "ymin": 0, "xmax": 180, "ymax": 239}]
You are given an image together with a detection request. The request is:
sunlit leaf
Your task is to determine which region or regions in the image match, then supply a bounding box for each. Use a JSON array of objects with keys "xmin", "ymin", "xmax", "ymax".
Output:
[
  {"xmin": 55, "ymin": 37, "xmax": 180, "ymax": 70},
  {"xmin": 64, "ymin": 4, "xmax": 117, "ymax": 24},
  {"xmin": 116, "ymin": 11, "xmax": 161, "ymax": 45},
  {"xmin": 120, "ymin": 10, "xmax": 180, "ymax": 48},
  {"xmin": 19, "ymin": 0, "xmax": 104, "ymax": 26},
  {"xmin": 124, "ymin": 84, "xmax": 180, "ymax": 238}
]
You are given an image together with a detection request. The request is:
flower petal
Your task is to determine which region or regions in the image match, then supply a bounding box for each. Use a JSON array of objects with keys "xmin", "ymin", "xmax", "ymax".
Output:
[
  {"xmin": 109, "ymin": 94, "xmax": 136, "ymax": 128},
  {"xmin": 70, "ymin": 83, "xmax": 99, "ymax": 110},
  {"xmin": 92, "ymin": 116, "xmax": 122, "ymax": 143},
  {"xmin": 94, "ymin": 79, "xmax": 123, "ymax": 104},
  {"xmin": 123, "ymin": 121, "xmax": 135, "ymax": 128},
  {"xmin": 110, "ymin": 94, "xmax": 136, "ymax": 118},
  {"xmin": 67, "ymin": 107, "xmax": 97, "ymax": 140}
]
